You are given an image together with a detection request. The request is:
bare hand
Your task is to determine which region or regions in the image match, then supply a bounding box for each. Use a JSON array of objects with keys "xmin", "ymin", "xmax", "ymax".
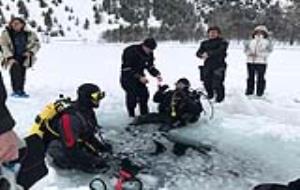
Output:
[
  {"xmin": 23, "ymin": 52, "xmax": 33, "ymax": 57},
  {"xmin": 0, "ymin": 131, "xmax": 19, "ymax": 163},
  {"xmin": 156, "ymin": 75, "xmax": 163, "ymax": 82},
  {"xmin": 139, "ymin": 76, "xmax": 149, "ymax": 84},
  {"xmin": 2, "ymin": 58, "xmax": 17, "ymax": 70},
  {"xmin": 201, "ymin": 52, "xmax": 208, "ymax": 59}
]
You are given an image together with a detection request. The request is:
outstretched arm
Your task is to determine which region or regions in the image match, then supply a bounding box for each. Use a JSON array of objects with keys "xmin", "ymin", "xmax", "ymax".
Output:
[{"xmin": 146, "ymin": 53, "xmax": 160, "ymax": 77}]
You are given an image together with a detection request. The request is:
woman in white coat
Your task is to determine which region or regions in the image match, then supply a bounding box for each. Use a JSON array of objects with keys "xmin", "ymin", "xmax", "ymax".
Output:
[{"xmin": 244, "ymin": 25, "xmax": 273, "ymax": 96}]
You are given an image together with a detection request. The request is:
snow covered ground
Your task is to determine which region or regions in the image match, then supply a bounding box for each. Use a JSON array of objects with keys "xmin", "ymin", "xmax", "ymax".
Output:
[{"xmin": 2, "ymin": 41, "xmax": 300, "ymax": 190}]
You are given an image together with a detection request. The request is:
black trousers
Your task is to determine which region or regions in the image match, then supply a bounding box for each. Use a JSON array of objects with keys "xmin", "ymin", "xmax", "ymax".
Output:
[
  {"xmin": 17, "ymin": 135, "xmax": 48, "ymax": 190},
  {"xmin": 9, "ymin": 62, "xmax": 26, "ymax": 93},
  {"xmin": 246, "ymin": 63, "xmax": 267, "ymax": 96},
  {"xmin": 201, "ymin": 65, "xmax": 226, "ymax": 102},
  {"xmin": 121, "ymin": 78, "xmax": 149, "ymax": 117}
]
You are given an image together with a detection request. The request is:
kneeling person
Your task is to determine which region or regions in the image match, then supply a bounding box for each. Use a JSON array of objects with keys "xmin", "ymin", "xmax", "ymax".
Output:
[
  {"xmin": 17, "ymin": 83, "xmax": 112, "ymax": 189},
  {"xmin": 132, "ymin": 78, "xmax": 203, "ymax": 129},
  {"xmin": 131, "ymin": 78, "xmax": 204, "ymax": 156}
]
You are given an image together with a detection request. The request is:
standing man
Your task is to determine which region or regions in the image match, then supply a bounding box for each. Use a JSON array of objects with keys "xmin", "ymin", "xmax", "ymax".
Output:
[
  {"xmin": 0, "ymin": 17, "xmax": 41, "ymax": 97},
  {"xmin": 196, "ymin": 26, "xmax": 229, "ymax": 103},
  {"xmin": 121, "ymin": 38, "xmax": 162, "ymax": 117}
]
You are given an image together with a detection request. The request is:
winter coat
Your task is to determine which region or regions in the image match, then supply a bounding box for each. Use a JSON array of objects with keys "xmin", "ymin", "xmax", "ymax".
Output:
[
  {"xmin": 0, "ymin": 27, "xmax": 40, "ymax": 68},
  {"xmin": 121, "ymin": 44, "xmax": 160, "ymax": 82},
  {"xmin": 153, "ymin": 87, "xmax": 203, "ymax": 124},
  {"xmin": 0, "ymin": 71, "xmax": 15, "ymax": 135},
  {"xmin": 46, "ymin": 102, "xmax": 111, "ymax": 170},
  {"xmin": 244, "ymin": 36, "xmax": 273, "ymax": 64},
  {"xmin": 196, "ymin": 37, "xmax": 229, "ymax": 70}
]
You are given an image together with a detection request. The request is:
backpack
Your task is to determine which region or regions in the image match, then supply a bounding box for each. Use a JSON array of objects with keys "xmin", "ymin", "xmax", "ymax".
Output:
[{"xmin": 29, "ymin": 95, "xmax": 72, "ymax": 138}]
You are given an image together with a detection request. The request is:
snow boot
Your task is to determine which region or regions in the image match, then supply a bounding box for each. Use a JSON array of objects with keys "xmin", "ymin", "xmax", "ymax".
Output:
[
  {"xmin": 257, "ymin": 79, "xmax": 266, "ymax": 96},
  {"xmin": 246, "ymin": 79, "xmax": 255, "ymax": 95}
]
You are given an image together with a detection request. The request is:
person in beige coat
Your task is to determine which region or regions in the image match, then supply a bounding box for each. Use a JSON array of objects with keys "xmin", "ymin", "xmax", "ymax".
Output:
[
  {"xmin": 0, "ymin": 17, "xmax": 40, "ymax": 97},
  {"xmin": 244, "ymin": 25, "xmax": 273, "ymax": 97}
]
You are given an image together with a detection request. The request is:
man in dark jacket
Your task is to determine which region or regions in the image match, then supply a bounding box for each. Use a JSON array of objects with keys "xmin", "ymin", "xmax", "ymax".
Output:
[
  {"xmin": 0, "ymin": 72, "xmax": 18, "ymax": 163},
  {"xmin": 196, "ymin": 26, "xmax": 229, "ymax": 103},
  {"xmin": 121, "ymin": 38, "xmax": 162, "ymax": 117}
]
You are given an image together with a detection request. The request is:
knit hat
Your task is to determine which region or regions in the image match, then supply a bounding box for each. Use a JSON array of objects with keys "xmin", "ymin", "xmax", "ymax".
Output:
[{"xmin": 142, "ymin": 38, "xmax": 157, "ymax": 50}]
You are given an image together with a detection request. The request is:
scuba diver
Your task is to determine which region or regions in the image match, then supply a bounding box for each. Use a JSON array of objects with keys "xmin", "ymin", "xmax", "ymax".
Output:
[
  {"xmin": 15, "ymin": 83, "xmax": 113, "ymax": 189},
  {"xmin": 130, "ymin": 78, "xmax": 204, "ymax": 156},
  {"xmin": 131, "ymin": 78, "xmax": 203, "ymax": 130}
]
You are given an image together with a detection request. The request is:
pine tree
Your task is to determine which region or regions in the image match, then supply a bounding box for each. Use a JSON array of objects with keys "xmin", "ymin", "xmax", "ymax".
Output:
[
  {"xmin": 17, "ymin": 0, "xmax": 29, "ymax": 19},
  {"xmin": 53, "ymin": 17, "xmax": 58, "ymax": 24},
  {"xmin": 285, "ymin": 0, "xmax": 300, "ymax": 45},
  {"xmin": 75, "ymin": 17, "xmax": 79, "ymax": 26},
  {"xmin": 83, "ymin": 18, "xmax": 90, "ymax": 30},
  {"xmin": 65, "ymin": 6, "xmax": 69, "ymax": 12},
  {"xmin": 94, "ymin": 7, "xmax": 102, "ymax": 24},
  {"xmin": 44, "ymin": 9, "xmax": 53, "ymax": 30},
  {"xmin": 39, "ymin": 0, "xmax": 47, "ymax": 8},
  {"xmin": 153, "ymin": 0, "xmax": 200, "ymax": 41},
  {"xmin": 37, "ymin": 26, "xmax": 42, "ymax": 32},
  {"xmin": 0, "ymin": 9, "xmax": 5, "ymax": 26},
  {"xmin": 119, "ymin": 0, "xmax": 145, "ymax": 25},
  {"xmin": 28, "ymin": 20, "xmax": 37, "ymax": 28}
]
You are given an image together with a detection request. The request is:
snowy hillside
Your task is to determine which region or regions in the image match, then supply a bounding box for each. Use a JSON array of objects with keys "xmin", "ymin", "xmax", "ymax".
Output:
[
  {"xmin": 0, "ymin": 0, "xmax": 120, "ymax": 41},
  {"xmin": 1, "ymin": 41, "xmax": 300, "ymax": 190}
]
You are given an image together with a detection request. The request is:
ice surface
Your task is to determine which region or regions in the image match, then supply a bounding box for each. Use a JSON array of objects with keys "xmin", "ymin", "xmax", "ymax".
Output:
[{"xmin": 2, "ymin": 42, "xmax": 300, "ymax": 190}]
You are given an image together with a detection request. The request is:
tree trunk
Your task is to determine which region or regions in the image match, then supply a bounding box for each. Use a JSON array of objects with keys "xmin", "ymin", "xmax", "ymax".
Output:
[{"xmin": 289, "ymin": 25, "xmax": 295, "ymax": 46}]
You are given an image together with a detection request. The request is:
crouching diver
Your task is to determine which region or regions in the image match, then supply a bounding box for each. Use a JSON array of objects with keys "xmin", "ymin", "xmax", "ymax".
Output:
[
  {"xmin": 15, "ymin": 83, "xmax": 113, "ymax": 189},
  {"xmin": 130, "ymin": 78, "xmax": 204, "ymax": 156},
  {"xmin": 131, "ymin": 78, "xmax": 203, "ymax": 130}
]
